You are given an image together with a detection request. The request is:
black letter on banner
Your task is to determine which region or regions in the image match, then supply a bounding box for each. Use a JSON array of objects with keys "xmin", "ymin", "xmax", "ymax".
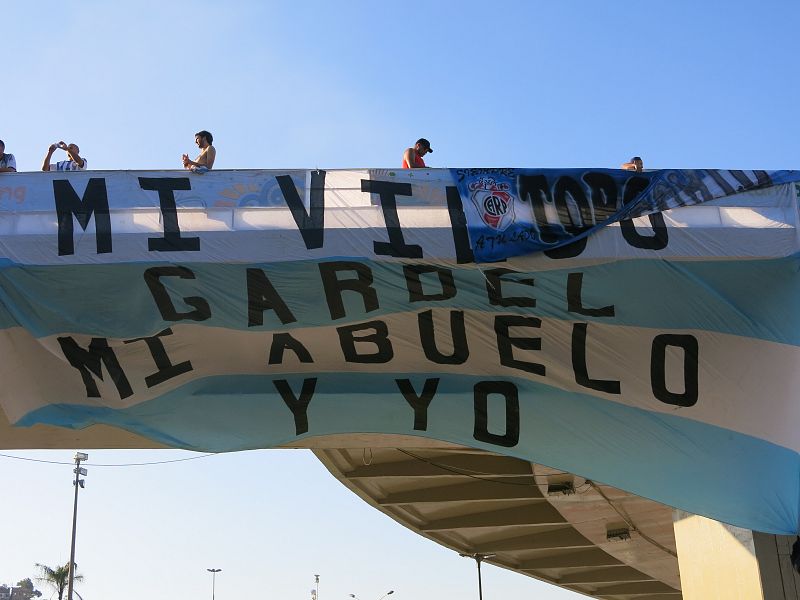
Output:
[
  {"xmin": 495, "ymin": 315, "xmax": 544, "ymax": 376},
  {"xmin": 620, "ymin": 176, "xmax": 668, "ymax": 250},
  {"xmin": 473, "ymin": 381, "xmax": 519, "ymax": 448},
  {"xmin": 361, "ymin": 179, "xmax": 423, "ymax": 258},
  {"xmin": 138, "ymin": 178, "xmax": 200, "ymax": 251},
  {"xmin": 544, "ymin": 238, "xmax": 588, "ymax": 260},
  {"xmin": 567, "ymin": 273, "xmax": 615, "ymax": 317},
  {"xmin": 404, "ymin": 265, "xmax": 456, "ymax": 302},
  {"xmin": 543, "ymin": 175, "xmax": 592, "ymax": 259},
  {"xmin": 485, "ymin": 268, "xmax": 536, "ymax": 307},
  {"xmin": 651, "ymin": 334, "xmax": 699, "ymax": 407},
  {"xmin": 518, "ymin": 174, "xmax": 558, "ymax": 244},
  {"xmin": 143, "ymin": 266, "xmax": 211, "ymax": 321},
  {"xmin": 319, "ymin": 261, "xmax": 378, "ymax": 320},
  {"xmin": 57, "ymin": 337, "xmax": 133, "ymax": 399},
  {"xmin": 752, "ymin": 170, "xmax": 772, "ymax": 186},
  {"xmin": 554, "ymin": 175, "xmax": 594, "ymax": 232},
  {"xmin": 396, "ymin": 378, "xmax": 439, "ymax": 431},
  {"xmin": 572, "ymin": 323, "xmax": 620, "ymax": 394},
  {"xmin": 123, "ymin": 328, "xmax": 193, "ymax": 388},
  {"xmin": 268, "ymin": 333, "xmax": 314, "ymax": 365},
  {"xmin": 445, "ymin": 185, "xmax": 475, "ymax": 264},
  {"xmin": 419, "ymin": 310, "xmax": 469, "ymax": 365},
  {"xmin": 275, "ymin": 170, "xmax": 326, "ymax": 249},
  {"xmin": 337, "ymin": 320, "xmax": 393, "ymax": 363},
  {"xmin": 728, "ymin": 170, "xmax": 761, "ymax": 191},
  {"xmin": 704, "ymin": 170, "xmax": 736, "ymax": 196},
  {"xmin": 246, "ymin": 268, "xmax": 296, "ymax": 326},
  {"xmin": 274, "ymin": 378, "xmax": 316, "ymax": 435},
  {"xmin": 582, "ymin": 172, "xmax": 620, "ymax": 222},
  {"xmin": 54, "ymin": 178, "xmax": 112, "ymax": 256}
]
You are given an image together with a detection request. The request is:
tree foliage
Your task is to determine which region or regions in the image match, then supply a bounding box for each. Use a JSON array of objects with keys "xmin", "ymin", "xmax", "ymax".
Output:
[
  {"xmin": 34, "ymin": 564, "xmax": 83, "ymax": 600},
  {"xmin": 9, "ymin": 579, "xmax": 42, "ymax": 600}
]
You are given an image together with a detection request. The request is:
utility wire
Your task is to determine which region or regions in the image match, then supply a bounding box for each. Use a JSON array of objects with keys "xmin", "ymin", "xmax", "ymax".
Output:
[
  {"xmin": 0, "ymin": 451, "xmax": 217, "ymax": 467},
  {"xmin": 587, "ymin": 480, "xmax": 678, "ymax": 558},
  {"xmin": 396, "ymin": 450, "xmax": 677, "ymax": 558},
  {"xmin": 396, "ymin": 448, "xmax": 570, "ymax": 486}
]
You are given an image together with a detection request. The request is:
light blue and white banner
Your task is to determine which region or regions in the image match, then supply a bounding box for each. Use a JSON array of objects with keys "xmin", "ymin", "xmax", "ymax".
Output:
[{"xmin": 0, "ymin": 168, "xmax": 799, "ymax": 535}]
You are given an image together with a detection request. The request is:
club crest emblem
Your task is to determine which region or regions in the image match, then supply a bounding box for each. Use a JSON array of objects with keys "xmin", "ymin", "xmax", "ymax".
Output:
[{"xmin": 469, "ymin": 177, "xmax": 515, "ymax": 231}]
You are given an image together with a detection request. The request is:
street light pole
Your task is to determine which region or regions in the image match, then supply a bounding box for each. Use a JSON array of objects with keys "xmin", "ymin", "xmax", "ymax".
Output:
[
  {"xmin": 459, "ymin": 553, "xmax": 495, "ymax": 600},
  {"xmin": 67, "ymin": 452, "xmax": 88, "ymax": 600},
  {"xmin": 207, "ymin": 568, "xmax": 222, "ymax": 600}
]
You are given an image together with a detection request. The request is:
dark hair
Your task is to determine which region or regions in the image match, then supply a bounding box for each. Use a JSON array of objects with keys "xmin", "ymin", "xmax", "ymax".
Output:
[
  {"xmin": 631, "ymin": 156, "xmax": 642, "ymax": 162},
  {"xmin": 0, "ymin": 140, "xmax": 4, "ymax": 148},
  {"xmin": 195, "ymin": 130, "xmax": 213, "ymax": 144}
]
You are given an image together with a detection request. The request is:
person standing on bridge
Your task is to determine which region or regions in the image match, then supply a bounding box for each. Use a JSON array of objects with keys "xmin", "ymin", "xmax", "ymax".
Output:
[
  {"xmin": 42, "ymin": 141, "xmax": 87, "ymax": 171},
  {"xmin": 0, "ymin": 140, "xmax": 16, "ymax": 173},
  {"xmin": 621, "ymin": 156, "xmax": 644, "ymax": 172},
  {"xmin": 402, "ymin": 138, "xmax": 433, "ymax": 169},
  {"xmin": 182, "ymin": 130, "xmax": 216, "ymax": 173}
]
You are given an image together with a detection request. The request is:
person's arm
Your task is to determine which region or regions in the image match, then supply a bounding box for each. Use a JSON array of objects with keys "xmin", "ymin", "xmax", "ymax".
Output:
[
  {"xmin": 403, "ymin": 147, "xmax": 416, "ymax": 168},
  {"xmin": 42, "ymin": 144, "xmax": 56, "ymax": 171},
  {"xmin": 0, "ymin": 155, "xmax": 15, "ymax": 173},
  {"xmin": 204, "ymin": 146, "xmax": 216, "ymax": 170},
  {"xmin": 183, "ymin": 151, "xmax": 202, "ymax": 168},
  {"xmin": 68, "ymin": 148, "xmax": 85, "ymax": 169}
]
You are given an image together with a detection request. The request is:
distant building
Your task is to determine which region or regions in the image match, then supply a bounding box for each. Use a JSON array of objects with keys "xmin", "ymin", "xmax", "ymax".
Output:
[{"xmin": 0, "ymin": 585, "xmax": 11, "ymax": 600}]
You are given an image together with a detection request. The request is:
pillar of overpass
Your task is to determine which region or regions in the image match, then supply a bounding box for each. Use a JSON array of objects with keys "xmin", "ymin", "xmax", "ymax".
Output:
[{"xmin": 673, "ymin": 510, "xmax": 800, "ymax": 599}]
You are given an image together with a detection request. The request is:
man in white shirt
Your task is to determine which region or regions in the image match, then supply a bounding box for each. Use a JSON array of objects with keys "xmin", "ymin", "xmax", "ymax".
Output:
[
  {"xmin": 41, "ymin": 141, "xmax": 87, "ymax": 171},
  {"xmin": 0, "ymin": 140, "xmax": 16, "ymax": 173}
]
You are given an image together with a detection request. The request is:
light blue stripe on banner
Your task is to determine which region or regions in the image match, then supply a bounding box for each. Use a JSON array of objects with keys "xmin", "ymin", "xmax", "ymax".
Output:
[
  {"xmin": 15, "ymin": 372, "xmax": 800, "ymax": 535},
  {"xmin": 0, "ymin": 254, "xmax": 798, "ymax": 345}
]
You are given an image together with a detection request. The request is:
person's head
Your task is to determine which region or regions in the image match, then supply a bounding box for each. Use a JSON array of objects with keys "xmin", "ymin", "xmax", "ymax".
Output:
[
  {"xmin": 0, "ymin": 140, "xmax": 4, "ymax": 155},
  {"xmin": 67, "ymin": 143, "xmax": 80, "ymax": 159},
  {"xmin": 414, "ymin": 138, "xmax": 433, "ymax": 156},
  {"xmin": 630, "ymin": 156, "xmax": 643, "ymax": 171},
  {"xmin": 195, "ymin": 130, "xmax": 213, "ymax": 148}
]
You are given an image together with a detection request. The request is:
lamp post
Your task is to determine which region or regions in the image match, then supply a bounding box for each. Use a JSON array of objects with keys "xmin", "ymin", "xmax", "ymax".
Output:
[
  {"xmin": 459, "ymin": 553, "xmax": 495, "ymax": 600},
  {"xmin": 66, "ymin": 452, "xmax": 88, "ymax": 600},
  {"xmin": 207, "ymin": 568, "xmax": 222, "ymax": 600}
]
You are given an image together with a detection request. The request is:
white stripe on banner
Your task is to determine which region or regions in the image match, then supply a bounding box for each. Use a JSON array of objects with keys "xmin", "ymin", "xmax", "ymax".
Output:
[{"xmin": 3, "ymin": 312, "xmax": 800, "ymax": 452}]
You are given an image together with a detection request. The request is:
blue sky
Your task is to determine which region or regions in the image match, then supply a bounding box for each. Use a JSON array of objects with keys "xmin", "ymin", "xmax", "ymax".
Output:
[{"xmin": 2, "ymin": 1, "xmax": 799, "ymax": 599}]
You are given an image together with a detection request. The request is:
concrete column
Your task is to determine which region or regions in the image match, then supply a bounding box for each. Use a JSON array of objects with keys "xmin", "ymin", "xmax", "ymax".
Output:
[
  {"xmin": 753, "ymin": 531, "xmax": 800, "ymax": 600},
  {"xmin": 673, "ymin": 511, "xmax": 800, "ymax": 600},
  {"xmin": 673, "ymin": 510, "xmax": 765, "ymax": 599}
]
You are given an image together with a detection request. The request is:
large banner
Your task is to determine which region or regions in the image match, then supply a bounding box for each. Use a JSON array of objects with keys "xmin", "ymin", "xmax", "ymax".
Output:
[{"xmin": 0, "ymin": 168, "xmax": 799, "ymax": 535}]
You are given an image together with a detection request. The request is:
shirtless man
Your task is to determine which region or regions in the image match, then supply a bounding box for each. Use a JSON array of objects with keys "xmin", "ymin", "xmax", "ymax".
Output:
[
  {"xmin": 182, "ymin": 130, "xmax": 216, "ymax": 173},
  {"xmin": 402, "ymin": 138, "xmax": 433, "ymax": 169},
  {"xmin": 621, "ymin": 156, "xmax": 644, "ymax": 172}
]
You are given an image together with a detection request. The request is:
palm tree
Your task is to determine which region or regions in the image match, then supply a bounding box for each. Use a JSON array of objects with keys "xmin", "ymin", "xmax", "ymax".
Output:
[{"xmin": 34, "ymin": 563, "xmax": 83, "ymax": 600}]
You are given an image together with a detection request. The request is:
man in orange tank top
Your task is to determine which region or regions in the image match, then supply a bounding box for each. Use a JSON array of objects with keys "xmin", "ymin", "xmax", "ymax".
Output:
[{"xmin": 402, "ymin": 138, "xmax": 433, "ymax": 168}]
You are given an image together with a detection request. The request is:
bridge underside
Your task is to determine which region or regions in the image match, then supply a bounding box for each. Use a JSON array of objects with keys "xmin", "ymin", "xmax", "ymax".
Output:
[
  {"xmin": 3, "ymin": 415, "xmax": 683, "ymax": 598},
  {"xmin": 311, "ymin": 440, "xmax": 682, "ymax": 600}
]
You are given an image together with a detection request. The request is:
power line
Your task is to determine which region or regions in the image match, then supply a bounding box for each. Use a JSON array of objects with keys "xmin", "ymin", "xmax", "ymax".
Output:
[
  {"xmin": 0, "ymin": 451, "xmax": 217, "ymax": 467},
  {"xmin": 396, "ymin": 448, "xmax": 570, "ymax": 486}
]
